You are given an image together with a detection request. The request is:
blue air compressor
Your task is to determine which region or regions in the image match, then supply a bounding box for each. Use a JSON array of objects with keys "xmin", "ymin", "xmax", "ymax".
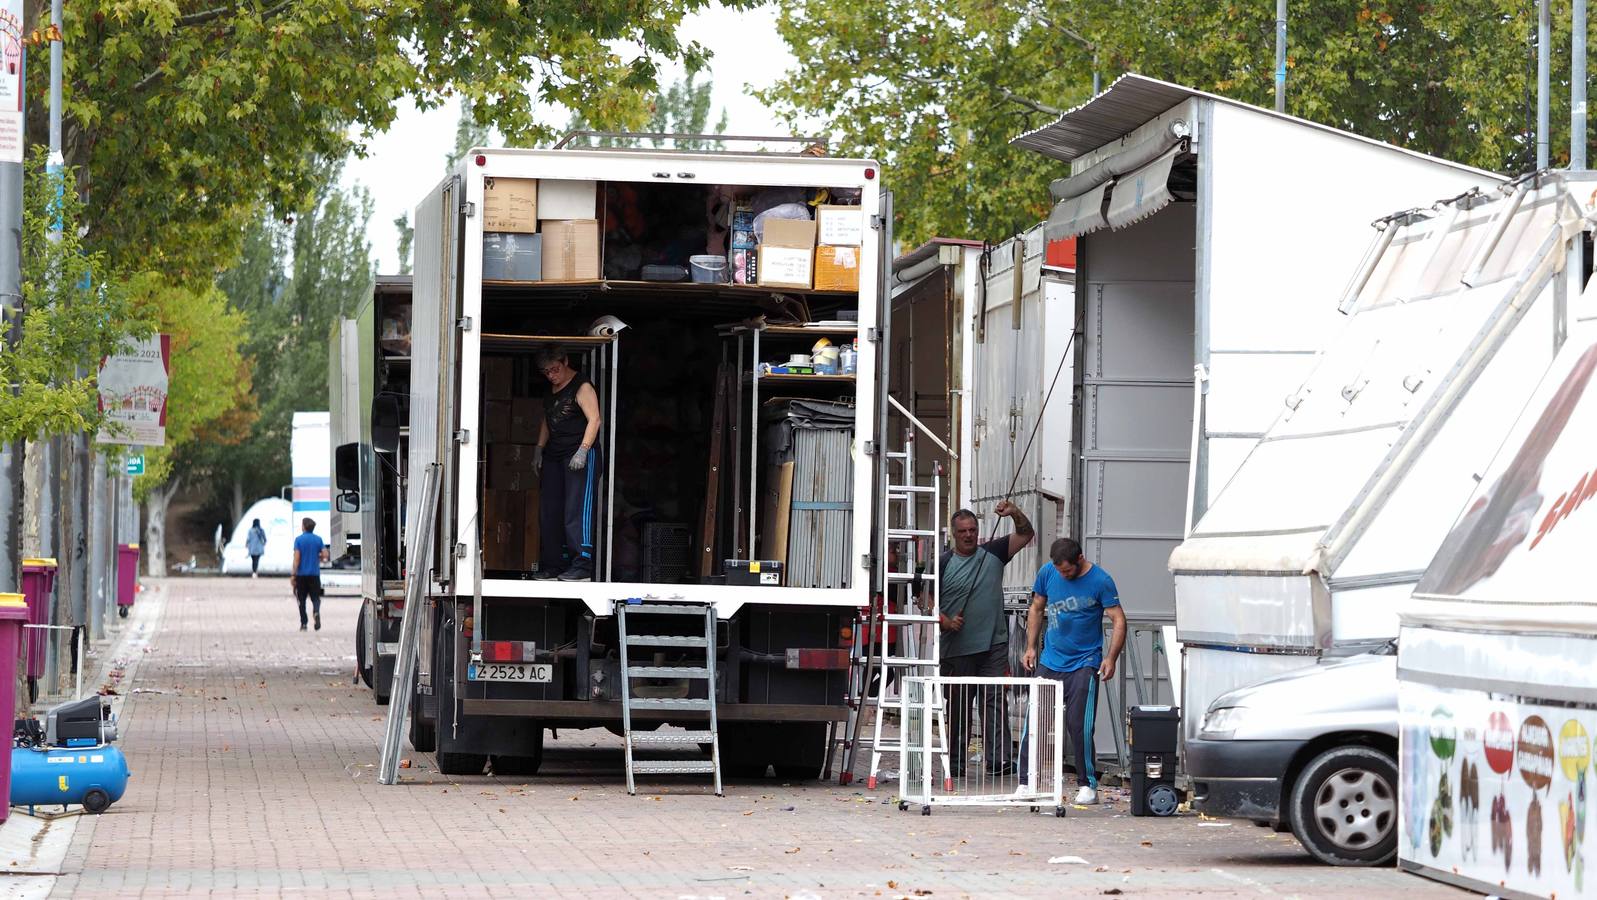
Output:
[{"xmin": 11, "ymin": 696, "xmax": 130, "ymax": 814}]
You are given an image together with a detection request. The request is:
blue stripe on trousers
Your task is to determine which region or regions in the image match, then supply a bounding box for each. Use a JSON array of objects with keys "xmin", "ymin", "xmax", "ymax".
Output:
[{"xmin": 1083, "ymin": 674, "xmax": 1098, "ymax": 788}]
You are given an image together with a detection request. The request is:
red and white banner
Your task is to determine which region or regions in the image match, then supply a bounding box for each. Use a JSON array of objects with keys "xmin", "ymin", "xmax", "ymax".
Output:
[{"xmin": 98, "ymin": 334, "xmax": 171, "ymax": 447}]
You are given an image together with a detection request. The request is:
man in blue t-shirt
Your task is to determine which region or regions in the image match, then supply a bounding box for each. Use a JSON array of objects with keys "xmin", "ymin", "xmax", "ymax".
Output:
[
  {"xmin": 291, "ymin": 518, "xmax": 329, "ymax": 632},
  {"xmin": 1022, "ymin": 537, "xmax": 1126, "ymax": 804}
]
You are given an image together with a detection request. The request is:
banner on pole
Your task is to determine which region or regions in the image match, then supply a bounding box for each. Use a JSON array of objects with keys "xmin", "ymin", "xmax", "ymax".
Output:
[
  {"xmin": 98, "ymin": 335, "xmax": 171, "ymax": 446},
  {"xmin": 0, "ymin": 1, "xmax": 23, "ymax": 164}
]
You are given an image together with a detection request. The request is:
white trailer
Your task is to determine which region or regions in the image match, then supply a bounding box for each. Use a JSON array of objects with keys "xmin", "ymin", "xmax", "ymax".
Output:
[
  {"xmin": 994, "ymin": 75, "xmax": 1499, "ymax": 759},
  {"xmin": 1397, "ymin": 173, "xmax": 1597, "ymax": 898},
  {"xmin": 405, "ymin": 144, "xmax": 888, "ymax": 776},
  {"xmin": 1173, "ymin": 172, "xmax": 1590, "ymax": 758}
]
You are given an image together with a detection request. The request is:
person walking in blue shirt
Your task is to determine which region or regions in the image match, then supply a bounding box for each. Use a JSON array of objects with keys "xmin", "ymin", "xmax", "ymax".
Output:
[
  {"xmin": 245, "ymin": 519, "xmax": 267, "ymax": 577},
  {"xmin": 1022, "ymin": 537, "xmax": 1126, "ymax": 804},
  {"xmin": 291, "ymin": 518, "xmax": 328, "ymax": 632}
]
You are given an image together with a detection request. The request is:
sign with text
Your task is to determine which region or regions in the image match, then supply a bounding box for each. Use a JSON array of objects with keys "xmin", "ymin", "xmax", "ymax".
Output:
[
  {"xmin": 0, "ymin": 1, "xmax": 23, "ymax": 164},
  {"xmin": 125, "ymin": 455, "xmax": 144, "ymax": 476},
  {"xmin": 98, "ymin": 335, "xmax": 171, "ymax": 446}
]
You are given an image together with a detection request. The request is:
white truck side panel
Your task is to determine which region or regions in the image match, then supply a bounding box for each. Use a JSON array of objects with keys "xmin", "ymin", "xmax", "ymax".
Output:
[{"xmin": 406, "ymin": 179, "xmax": 449, "ymax": 578}]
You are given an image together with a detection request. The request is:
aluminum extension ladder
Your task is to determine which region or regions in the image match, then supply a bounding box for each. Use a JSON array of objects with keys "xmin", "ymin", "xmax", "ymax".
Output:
[
  {"xmin": 834, "ymin": 427, "xmax": 951, "ymax": 789},
  {"xmin": 615, "ymin": 600, "xmax": 723, "ymax": 796}
]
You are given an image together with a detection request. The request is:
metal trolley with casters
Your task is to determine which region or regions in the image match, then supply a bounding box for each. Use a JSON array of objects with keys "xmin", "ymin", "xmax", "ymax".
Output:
[{"xmin": 899, "ymin": 675, "xmax": 1065, "ymax": 817}]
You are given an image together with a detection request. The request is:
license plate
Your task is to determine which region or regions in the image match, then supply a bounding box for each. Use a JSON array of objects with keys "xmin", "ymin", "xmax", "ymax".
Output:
[{"xmin": 468, "ymin": 663, "xmax": 553, "ymax": 683}]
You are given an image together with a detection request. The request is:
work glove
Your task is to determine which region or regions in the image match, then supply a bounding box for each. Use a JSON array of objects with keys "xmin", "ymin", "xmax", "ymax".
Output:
[
  {"xmin": 568, "ymin": 448, "xmax": 589, "ymax": 471},
  {"xmin": 532, "ymin": 446, "xmax": 544, "ymax": 476}
]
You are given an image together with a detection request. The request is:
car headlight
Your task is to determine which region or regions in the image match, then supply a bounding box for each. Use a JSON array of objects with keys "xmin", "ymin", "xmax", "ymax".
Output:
[{"xmin": 1200, "ymin": 706, "xmax": 1247, "ymax": 738}]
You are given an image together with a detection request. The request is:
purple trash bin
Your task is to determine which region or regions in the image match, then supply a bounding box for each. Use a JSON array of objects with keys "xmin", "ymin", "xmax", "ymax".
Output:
[
  {"xmin": 20, "ymin": 558, "xmax": 56, "ymax": 680},
  {"xmin": 116, "ymin": 544, "xmax": 140, "ymax": 619},
  {"xmin": 0, "ymin": 593, "xmax": 31, "ymax": 822}
]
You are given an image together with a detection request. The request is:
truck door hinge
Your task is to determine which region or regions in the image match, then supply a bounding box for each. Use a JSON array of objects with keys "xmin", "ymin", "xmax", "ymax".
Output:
[
  {"xmin": 864, "ymin": 440, "xmax": 877, "ymax": 456},
  {"xmin": 457, "ymin": 316, "xmax": 473, "ymax": 332},
  {"xmin": 861, "ymin": 554, "xmax": 874, "ymax": 570},
  {"xmin": 866, "ymin": 327, "xmax": 880, "ymax": 343},
  {"xmin": 871, "ymin": 215, "xmax": 886, "ymax": 231},
  {"xmin": 454, "ymin": 429, "xmax": 471, "ymax": 445},
  {"xmin": 461, "ymin": 200, "xmax": 476, "ymax": 218},
  {"xmin": 455, "ymin": 543, "xmax": 467, "ymax": 559}
]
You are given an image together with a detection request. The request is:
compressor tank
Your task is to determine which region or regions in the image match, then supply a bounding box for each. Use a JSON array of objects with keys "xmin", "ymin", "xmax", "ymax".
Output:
[{"xmin": 11, "ymin": 745, "xmax": 130, "ymax": 813}]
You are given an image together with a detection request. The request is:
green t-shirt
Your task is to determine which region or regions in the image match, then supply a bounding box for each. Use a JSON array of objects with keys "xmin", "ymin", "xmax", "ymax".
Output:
[{"xmin": 937, "ymin": 537, "xmax": 1016, "ymax": 658}]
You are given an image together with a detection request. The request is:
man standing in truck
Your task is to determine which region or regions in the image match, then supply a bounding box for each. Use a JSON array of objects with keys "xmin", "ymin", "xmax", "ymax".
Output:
[
  {"xmin": 532, "ymin": 348, "xmax": 603, "ymax": 582},
  {"xmin": 1023, "ymin": 538, "xmax": 1127, "ymax": 804},
  {"xmin": 938, "ymin": 501, "xmax": 1034, "ymax": 778}
]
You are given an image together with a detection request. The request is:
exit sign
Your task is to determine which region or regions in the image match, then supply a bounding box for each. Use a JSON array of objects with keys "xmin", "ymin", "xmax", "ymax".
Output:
[{"xmin": 126, "ymin": 455, "xmax": 145, "ymax": 476}]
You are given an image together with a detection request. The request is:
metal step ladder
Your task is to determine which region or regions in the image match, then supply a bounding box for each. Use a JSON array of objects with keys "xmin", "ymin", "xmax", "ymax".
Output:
[
  {"xmin": 616, "ymin": 600, "xmax": 723, "ymax": 796},
  {"xmin": 833, "ymin": 425, "xmax": 951, "ymax": 789}
]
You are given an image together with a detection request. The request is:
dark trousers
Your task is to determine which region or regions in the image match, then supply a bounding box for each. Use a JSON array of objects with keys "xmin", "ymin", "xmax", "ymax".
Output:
[
  {"xmin": 941, "ymin": 643, "xmax": 1011, "ymax": 776},
  {"xmin": 539, "ymin": 447, "xmax": 600, "ymax": 572},
  {"xmin": 293, "ymin": 576, "xmax": 323, "ymax": 626},
  {"xmin": 1022, "ymin": 663, "xmax": 1100, "ymax": 788},
  {"xmin": 249, "ymin": 554, "xmax": 261, "ymax": 574}
]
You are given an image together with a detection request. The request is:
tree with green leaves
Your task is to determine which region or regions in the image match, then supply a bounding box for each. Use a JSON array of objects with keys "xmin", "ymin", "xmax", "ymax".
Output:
[
  {"xmin": 760, "ymin": 0, "xmax": 1563, "ymax": 247},
  {"xmin": 568, "ymin": 71, "xmax": 729, "ymax": 149},
  {"xmin": 31, "ymin": 0, "xmax": 742, "ymax": 279}
]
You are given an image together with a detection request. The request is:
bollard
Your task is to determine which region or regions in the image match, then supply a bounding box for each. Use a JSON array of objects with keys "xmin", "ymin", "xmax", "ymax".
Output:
[
  {"xmin": 20, "ymin": 559, "xmax": 56, "ymax": 679},
  {"xmin": 0, "ymin": 593, "xmax": 34, "ymax": 823},
  {"xmin": 115, "ymin": 544, "xmax": 139, "ymax": 618}
]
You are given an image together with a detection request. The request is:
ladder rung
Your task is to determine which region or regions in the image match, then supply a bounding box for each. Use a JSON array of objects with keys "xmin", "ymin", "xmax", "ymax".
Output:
[
  {"xmin": 880, "ymin": 656, "xmax": 938, "ymax": 666},
  {"xmin": 888, "ymin": 485, "xmax": 936, "ymax": 494},
  {"xmin": 882, "ymin": 613, "xmax": 939, "ymax": 624},
  {"xmin": 887, "ymin": 529, "xmax": 937, "ymax": 539},
  {"xmin": 629, "ymin": 665, "xmax": 711, "ymax": 679},
  {"xmin": 631, "ymin": 760, "xmax": 719, "ymax": 775},
  {"xmin": 629, "ymin": 697, "xmax": 715, "ymax": 710},
  {"xmin": 630, "ymin": 730, "xmax": 715, "ymax": 746},
  {"xmin": 621, "ymin": 604, "xmax": 711, "ymax": 616},
  {"xmin": 626, "ymin": 635, "xmax": 709, "ymax": 648},
  {"xmin": 886, "ymin": 572, "xmax": 938, "ymax": 581}
]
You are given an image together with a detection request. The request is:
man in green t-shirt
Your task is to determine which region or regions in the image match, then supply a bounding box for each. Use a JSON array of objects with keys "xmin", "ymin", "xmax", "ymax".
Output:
[{"xmin": 936, "ymin": 500, "xmax": 1033, "ymax": 778}]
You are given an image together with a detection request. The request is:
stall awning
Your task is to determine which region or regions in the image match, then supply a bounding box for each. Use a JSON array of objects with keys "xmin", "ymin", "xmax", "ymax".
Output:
[
  {"xmin": 1044, "ymin": 180, "xmax": 1111, "ymax": 241},
  {"xmin": 1106, "ymin": 147, "xmax": 1180, "ymax": 230}
]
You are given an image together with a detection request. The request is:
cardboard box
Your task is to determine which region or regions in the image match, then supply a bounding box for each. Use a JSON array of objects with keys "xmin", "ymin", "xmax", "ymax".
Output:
[
  {"xmin": 542, "ymin": 219, "xmax": 600, "ymax": 282},
  {"xmin": 483, "ymin": 177, "xmax": 538, "ymax": 234},
  {"xmin": 488, "ymin": 443, "xmax": 540, "ymax": 491},
  {"xmin": 813, "ymin": 244, "xmax": 860, "ymax": 292},
  {"xmin": 511, "ymin": 398, "xmax": 543, "ymax": 445},
  {"xmin": 482, "ymin": 490, "xmax": 527, "ymax": 571},
  {"xmin": 538, "ymin": 179, "xmax": 597, "ymax": 220},
  {"xmin": 483, "ymin": 401, "xmax": 514, "ymax": 444},
  {"xmin": 816, "ymin": 205, "xmax": 864, "ymax": 247},
  {"xmin": 758, "ymin": 217, "xmax": 816, "ymax": 289},
  {"xmin": 483, "ymin": 357, "xmax": 515, "ymax": 400}
]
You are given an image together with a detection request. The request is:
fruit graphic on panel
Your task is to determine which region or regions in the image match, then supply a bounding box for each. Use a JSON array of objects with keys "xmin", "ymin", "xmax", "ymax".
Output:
[
  {"xmin": 1429, "ymin": 707, "xmax": 1457, "ymax": 857},
  {"xmin": 1491, "ymin": 791, "xmax": 1515, "ymax": 870},
  {"xmin": 1460, "ymin": 757, "xmax": 1481, "ymax": 861},
  {"xmin": 1559, "ymin": 719, "xmax": 1590, "ymax": 889},
  {"xmin": 1485, "ymin": 710, "xmax": 1516, "ymax": 871}
]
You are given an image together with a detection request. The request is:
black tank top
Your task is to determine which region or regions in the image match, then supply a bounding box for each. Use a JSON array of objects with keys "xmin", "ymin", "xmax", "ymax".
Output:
[{"xmin": 544, "ymin": 372, "xmax": 592, "ymax": 456}]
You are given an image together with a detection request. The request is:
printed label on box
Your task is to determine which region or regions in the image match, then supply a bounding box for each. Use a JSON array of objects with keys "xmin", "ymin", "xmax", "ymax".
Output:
[
  {"xmin": 760, "ymin": 246, "xmax": 814, "ymax": 287},
  {"xmin": 818, "ymin": 207, "xmax": 864, "ymax": 246}
]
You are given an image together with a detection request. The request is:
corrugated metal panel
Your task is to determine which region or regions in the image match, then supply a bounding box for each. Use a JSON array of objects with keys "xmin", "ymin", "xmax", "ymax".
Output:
[{"xmin": 787, "ymin": 428, "xmax": 854, "ymax": 589}]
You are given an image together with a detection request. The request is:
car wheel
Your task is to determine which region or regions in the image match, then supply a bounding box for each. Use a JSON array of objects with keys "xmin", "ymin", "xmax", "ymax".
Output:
[{"xmin": 1289, "ymin": 746, "xmax": 1398, "ymax": 866}]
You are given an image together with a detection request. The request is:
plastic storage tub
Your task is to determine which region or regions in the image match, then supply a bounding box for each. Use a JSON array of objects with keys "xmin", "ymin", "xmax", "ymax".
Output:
[
  {"xmin": 483, "ymin": 233, "xmax": 542, "ymax": 281},
  {"xmin": 689, "ymin": 255, "xmax": 728, "ymax": 284}
]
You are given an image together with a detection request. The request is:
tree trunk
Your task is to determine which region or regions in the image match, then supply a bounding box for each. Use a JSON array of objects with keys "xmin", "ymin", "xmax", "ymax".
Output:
[
  {"xmin": 232, "ymin": 474, "xmax": 244, "ymax": 525},
  {"xmin": 143, "ymin": 478, "xmax": 181, "ymax": 578}
]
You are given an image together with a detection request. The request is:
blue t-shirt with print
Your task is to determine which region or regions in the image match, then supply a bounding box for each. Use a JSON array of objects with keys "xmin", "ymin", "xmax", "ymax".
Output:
[
  {"xmin": 293, "ymin": 532, "xmax": 325, "ymax": 576},
  {"xmin": 1031, "ymin": 562, "xmax": 1120, "ymax": 673}
]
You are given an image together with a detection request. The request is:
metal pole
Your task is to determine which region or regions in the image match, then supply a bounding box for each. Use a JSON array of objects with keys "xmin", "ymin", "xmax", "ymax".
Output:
[
  {"xmin": 1540, "ymin": 0, "xmax": 1552, "ymax": 169},
  {"xmin": 1274, "ymin": 0, "xmax": 1288, "ymax": 113},
  {"xmin": 1576, "ymin": 0, "xmax": 1589, "ymax": 170},
  {"xmin": 379, "ymin": 464, "xmax": 441, "ymax": 785},
  {"xmin": 0, "ymin": 0, "xmax": 26, "ymax": 596}
]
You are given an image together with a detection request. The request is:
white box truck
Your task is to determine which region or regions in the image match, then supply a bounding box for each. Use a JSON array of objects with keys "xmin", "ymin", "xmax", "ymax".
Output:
[
  {"xmin": 1397, "ymin": 174, "xmax": 1597, "ymax": 896},
  {"xmin": 403, "ymin": 143, "xmax": 888, "ymax": 776}
]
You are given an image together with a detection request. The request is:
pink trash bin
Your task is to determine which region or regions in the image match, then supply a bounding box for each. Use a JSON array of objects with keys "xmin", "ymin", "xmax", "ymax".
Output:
[
  {"xmin": 20, "ymin": 558, "xmax": 56, "ymax": 680},
  {"xmin": 116, "ymin": 544, "xmax": 140, "ymax": 619},
  {"xmin": 0, "ymin": 593, "xmax": 31, "ymax": 822}
]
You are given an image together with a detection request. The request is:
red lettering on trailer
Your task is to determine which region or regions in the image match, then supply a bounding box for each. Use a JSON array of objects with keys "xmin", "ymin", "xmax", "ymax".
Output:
[{"xmin": 1531, "ymin": 463, "xmax": 1597, "ymax": 550}]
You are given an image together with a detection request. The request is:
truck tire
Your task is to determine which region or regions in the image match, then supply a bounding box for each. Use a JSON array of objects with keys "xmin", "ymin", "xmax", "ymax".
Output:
[
  {"xmin": 1288, "ymin": 746, "xmax": 1398, "ymax": 866},
  {"xmin": 435, "ymin": 752, "xmax": 488, "ymax": 776},
  {"xmin": 408, "ymin": 686, "xmax": 436, "ymax": 753},
  {"xmin": 356, "ymin": 613, "xmax": 374, "ymax": 689}
]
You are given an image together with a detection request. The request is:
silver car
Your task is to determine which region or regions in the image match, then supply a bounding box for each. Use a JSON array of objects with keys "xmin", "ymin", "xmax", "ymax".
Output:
[{"xmin": 1185, "ymin": 643, "xmax": 1398, "ymax": 866}]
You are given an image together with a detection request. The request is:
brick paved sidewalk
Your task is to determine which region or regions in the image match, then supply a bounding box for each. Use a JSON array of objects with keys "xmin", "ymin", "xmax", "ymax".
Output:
[{"xmin": 43, "ymin": 577, "xmax": 1459, "ymax": 899}]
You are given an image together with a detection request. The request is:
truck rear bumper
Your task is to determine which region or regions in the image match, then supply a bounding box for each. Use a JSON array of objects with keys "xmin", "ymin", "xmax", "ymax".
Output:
[{"xmin": 462, "ymin": 699, "xmax": 846, "ymax": 723}]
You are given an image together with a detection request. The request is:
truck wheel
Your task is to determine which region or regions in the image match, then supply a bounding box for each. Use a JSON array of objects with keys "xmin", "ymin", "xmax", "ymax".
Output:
[
  {"xmin": 81, "ymin": 788, "xmax": 111, "ymax": 814},
  {"xmin": 408, "ymin": 689, "xmax": 436, "ymax": 753},
  {"xmin": 1289, "ymin": 746, "xmax": 1398, "ymax": 866},
  {"xmin": 435, "ymin": 752, "xmax": 488, "ymax": 776},
  {"xmin": 356, "ymin": 613, "xmax": 374, "ymax": 689}
]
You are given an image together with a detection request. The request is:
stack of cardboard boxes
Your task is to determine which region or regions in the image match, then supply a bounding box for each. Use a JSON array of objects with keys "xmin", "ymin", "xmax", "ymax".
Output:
[
  {"xmin": 481, "ymin": 356, "xmax": 544, "ymax": 572},
  {"xmin": 482, "ymin": 177, "xmax": 600, "ymax": 282},
  {"xmin": 752, "ymin": 205, "xmax": 862, "ymax": 292}
]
